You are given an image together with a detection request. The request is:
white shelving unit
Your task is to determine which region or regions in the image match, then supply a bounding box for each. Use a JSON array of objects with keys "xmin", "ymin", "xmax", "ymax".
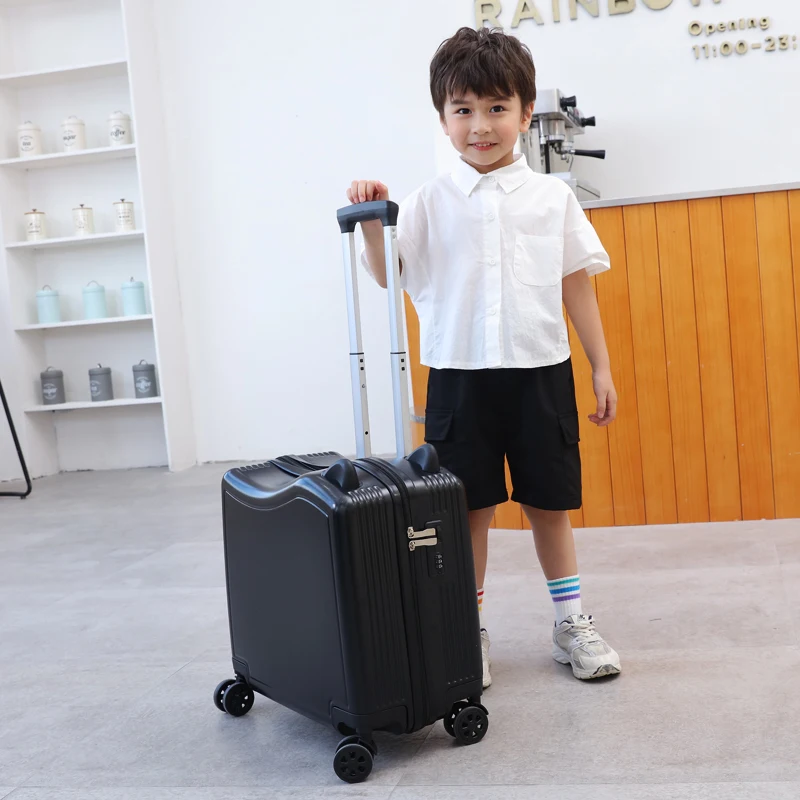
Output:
[{"xmin": 0, "ymin": 0, "xmax": 196, "ymax": 479}]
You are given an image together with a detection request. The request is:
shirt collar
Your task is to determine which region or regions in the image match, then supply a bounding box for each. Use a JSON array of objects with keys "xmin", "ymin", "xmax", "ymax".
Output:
[{"xmin": 450, "ymin": 153, "xmax": 532, "ymax": 196}]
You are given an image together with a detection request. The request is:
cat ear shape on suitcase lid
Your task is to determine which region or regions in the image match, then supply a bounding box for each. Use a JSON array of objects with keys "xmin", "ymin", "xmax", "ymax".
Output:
[
  {"xmin": 407, "ymin": 444, "xmax": 440, "ymax": 474},
  {"xmin": 322, "ymin": 459, "xmax": 361, "ymax": 492}
]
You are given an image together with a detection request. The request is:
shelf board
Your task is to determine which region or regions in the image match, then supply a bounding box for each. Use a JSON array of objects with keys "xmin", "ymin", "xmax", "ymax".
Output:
[
  {"xmin": 0, "ymin": 59, "xmax": 128, "ymax": 89},
  {"xmin": 16, "ymin": 314, "xmax": 153, "ymax": 332},
  {"xmin": 26, "ymin": 397, "xmax": 163, "ymax": 414},
  {"xmin": 6, "ymin": 229, "xmax": 144, "ymax": 251},
  {"xmin": 0, "ymin": 144, "xmax": 136, "ymax": 170}
]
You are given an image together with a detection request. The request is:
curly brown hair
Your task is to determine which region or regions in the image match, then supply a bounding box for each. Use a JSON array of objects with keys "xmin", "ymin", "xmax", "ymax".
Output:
[{"xmin": 430, "ymin": 27, "xmax": 537, "ymax": 117}]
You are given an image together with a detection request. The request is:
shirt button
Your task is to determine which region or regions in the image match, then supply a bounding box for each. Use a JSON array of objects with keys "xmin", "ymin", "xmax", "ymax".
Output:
[
  {"xmin": 487, "ymin": 213, "xmax": 496, "ymax": 221},
  {"xmin": 489, "ymin": 307, "xmax": 498, "ymax": 316},
  {"xmin": 486, "ymin": 176, "xmax": 495, "ymax": 182},
  {"xmin": 488, "ymin": 258, "xmax": 496, "ymax": 266}
]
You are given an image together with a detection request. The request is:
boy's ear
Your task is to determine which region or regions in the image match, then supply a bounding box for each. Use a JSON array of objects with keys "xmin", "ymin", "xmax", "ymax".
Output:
[{"xmin": 520, "ymin": 101, "xmax": 535, "ymax": 132}]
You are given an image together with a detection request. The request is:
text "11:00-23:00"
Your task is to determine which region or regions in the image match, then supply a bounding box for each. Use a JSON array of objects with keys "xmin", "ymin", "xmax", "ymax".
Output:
[{"xmin": 693, "ymin": 35, "xmax": 797, "ymax": 59}]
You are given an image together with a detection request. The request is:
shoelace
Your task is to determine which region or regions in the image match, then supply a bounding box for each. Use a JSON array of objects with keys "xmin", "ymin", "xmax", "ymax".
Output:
[{"xmin": 568, "ymin": 615, "xmax": 603, "ymax": 646}]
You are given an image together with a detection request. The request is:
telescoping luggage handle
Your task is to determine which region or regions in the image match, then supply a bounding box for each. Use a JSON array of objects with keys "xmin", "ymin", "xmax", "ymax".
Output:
[{"xmin": 337, "ymin": 200, "xmax": 412, "ymax": 460}]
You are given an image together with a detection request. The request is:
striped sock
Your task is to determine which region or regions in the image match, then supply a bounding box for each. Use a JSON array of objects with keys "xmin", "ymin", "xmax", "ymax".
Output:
[
  {"xmin": 477, "ymin": 588, "xmax": 485, "ymax": 629},
  {"xmin": 548, "ymin": 574, "xmax": 582, "ymax": 624}
]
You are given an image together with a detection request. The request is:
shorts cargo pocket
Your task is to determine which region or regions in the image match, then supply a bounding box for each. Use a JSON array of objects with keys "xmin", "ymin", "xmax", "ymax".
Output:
[
  {"xmin": 424, "ymin": 408, "xmax": 454, "ymax": 442},
  {"xmin": 558, "ymin": 412, "xmax": 580, "ymax": 445}
]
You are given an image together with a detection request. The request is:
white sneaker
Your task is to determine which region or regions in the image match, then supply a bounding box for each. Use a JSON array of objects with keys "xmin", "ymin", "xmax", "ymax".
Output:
[
  {"xmin": 552, "ymin": 614, "xmax": 621, "ymax": 680},
  {"xmin": 480, "ymin": 628, "xmax": 492, "ymax": 689}
]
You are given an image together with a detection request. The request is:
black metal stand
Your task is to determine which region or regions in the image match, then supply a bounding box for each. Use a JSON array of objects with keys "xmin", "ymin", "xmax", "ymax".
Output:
[{"xmin": 0, "ymin": 377, "xmax": 32, "ymax": 499}]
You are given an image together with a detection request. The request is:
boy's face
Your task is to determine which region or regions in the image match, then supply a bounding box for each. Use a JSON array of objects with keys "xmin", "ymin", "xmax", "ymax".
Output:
[{"xmin": 441, "ymin": 91, "xmax": 534, "ymax": 174}]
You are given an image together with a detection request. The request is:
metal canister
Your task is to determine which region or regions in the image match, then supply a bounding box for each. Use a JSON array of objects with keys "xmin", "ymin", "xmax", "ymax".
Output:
[
  {"xmin": 82, "ymin": 280, "xmax": 108, "ymax": 319},
  {"xmin": 89, "ymin": 364, "xmax": 114, "ymax": 402},
  {"xmin": 61, "ymin": 116, "xmax": 86, "ymax": 152},
  {"xmin": 40, "ymin": 367, "xmax": 66, "ymax": 405},
  {"xmin": 25, "ymin": 209, "xmax": 47, "ymax": 242},
  {"xmin": 108, "ymin": 111, "xmax": 132, "ymax": 146},
  {"xmin": 121, "ymin": 277, "xmax": 147, "ymax": 316},
  {"xmin": 73, "ymin": 204, "xmax": 95, "ymax": 236},
  {"xmin": 36, "ymin": 285, "xmax": 61, "ymax": 324},
  {"xmin": 133, "ymin": 360, "xmax": 158, "ymax": 398},
  {"xmin": 114, "ymin": 198, "xmax": 135, "ymax": 232},
  {"xmin": 18, "ymin": 121, "xmax": 43, "ymax": 158}
]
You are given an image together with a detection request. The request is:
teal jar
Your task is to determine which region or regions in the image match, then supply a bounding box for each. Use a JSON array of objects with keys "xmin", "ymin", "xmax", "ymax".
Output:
[
  {"xmin": 121, "ymin": 277, "xmax": 147, "ymax": 316},
  {"xmin": 36, "ymin": 285, "xmax": 61, "ymax": 324},
  {"xmin": 82, "ymin": 280, "xmax": 107, "ymax": 319}
]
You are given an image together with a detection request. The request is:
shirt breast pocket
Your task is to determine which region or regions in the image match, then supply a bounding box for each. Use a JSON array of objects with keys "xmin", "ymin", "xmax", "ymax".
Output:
[{"xmin": 513, "ymin": 234, "xmax": 564, "ymax": 287}]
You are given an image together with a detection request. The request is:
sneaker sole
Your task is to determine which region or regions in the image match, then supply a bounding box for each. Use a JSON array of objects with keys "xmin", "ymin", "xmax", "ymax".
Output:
[{"xmin": 553, "ymin": 649, "xmax": 621, "ymax": 680}]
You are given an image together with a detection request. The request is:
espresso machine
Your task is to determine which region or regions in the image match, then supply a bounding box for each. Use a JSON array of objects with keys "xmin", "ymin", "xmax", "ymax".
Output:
[{"xmin": 519, "ymin": 89, "xmax": 605, "ymax": 201}]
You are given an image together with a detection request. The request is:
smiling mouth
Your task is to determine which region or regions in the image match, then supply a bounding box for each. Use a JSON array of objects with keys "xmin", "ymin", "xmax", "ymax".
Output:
[{"xmin": 471, "ymin": 143, "xmax": 497, "ymax": 150}]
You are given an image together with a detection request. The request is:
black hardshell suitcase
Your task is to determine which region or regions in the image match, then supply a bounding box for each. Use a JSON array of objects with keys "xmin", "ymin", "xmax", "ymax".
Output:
[{"xmin": 214, "ymin": 201, "xmax": 487, "ymax": 784}]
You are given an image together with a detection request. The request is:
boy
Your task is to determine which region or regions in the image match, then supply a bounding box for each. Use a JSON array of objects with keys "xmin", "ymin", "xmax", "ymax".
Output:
[{"xmin": 347, "ymin": 26, "xmax": 621, "ymax": 687}]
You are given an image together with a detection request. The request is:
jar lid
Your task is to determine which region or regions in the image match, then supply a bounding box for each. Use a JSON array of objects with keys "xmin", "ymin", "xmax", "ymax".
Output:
[
  {"xmin": 18, "ymin": 121, "xmax": 41, "ymax": 130},
  {"xmin": 37, "ymin": 285, "xmax": 58, "ymax": 297},
  {"xmin": 122, "ymin": 278, "xmax": 144, "ymax": 289},
  {"xmin": 62, "ymin": 115, "xmax": 84, "ymax": 125},
  {"xmin": 108, "ymin": 111, "xmax": 131, "ymax": 121},
  {"xmin": 41, "ymin": 366, "xmax": 63, "ymax": 377},
  {"xmin": 89, "ymin": 364, "xmax": 111, "ymax": 375},
  {"xmin": 73, "ymin": 204, "xmax": 92, "ymax": 211},
  {"xmin": 83, "ymin": 280, "xmax": 105, "ymax": 293},
  {"xmin": 133, "ymin": 360, "xmax": 153, "ymax": 372},
  {"xmin": 114, "ymin": 198, "xmax": 133, "ymax": 205},
  {"xmin": 25, "ymin": 208, "xmax": 44, "ymax": 215}
]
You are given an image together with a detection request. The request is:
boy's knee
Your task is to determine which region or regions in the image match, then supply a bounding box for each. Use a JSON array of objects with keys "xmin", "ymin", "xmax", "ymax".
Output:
[
  {"xmin": 522, "ymin": 504, "xmax": 565, "ymax": 516},
  {"xmin": 522, "ymin": 505, "xmax": 570, "ymax": 527},
  {"xmin": 468, "ymin": 505, "xmax": 497, "ymax": 531}
]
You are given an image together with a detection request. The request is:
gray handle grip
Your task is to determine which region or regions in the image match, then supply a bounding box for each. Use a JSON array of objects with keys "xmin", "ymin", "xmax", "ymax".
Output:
[{"xmin": 337, "ymin": 200, "xmax": 399, "ymax": 233}]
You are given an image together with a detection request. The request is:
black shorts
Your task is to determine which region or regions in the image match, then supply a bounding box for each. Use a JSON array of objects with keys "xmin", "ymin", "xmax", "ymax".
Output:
[{"xmin": 424, "ymin": 358, "xmax": 582, "ymax": 512}]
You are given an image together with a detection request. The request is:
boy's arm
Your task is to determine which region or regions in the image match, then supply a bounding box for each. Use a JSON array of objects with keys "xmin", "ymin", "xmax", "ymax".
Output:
[
  {"xmin": 362, "ymin": 221, "xmax": 405, "ymax": 290},
  {"xmin": 562, "ymin": 269, "xmax": 617, "ymax": 427},
  {"xmin": 361, "ymin": 219, "xmax": 391, "ymax": 289}
]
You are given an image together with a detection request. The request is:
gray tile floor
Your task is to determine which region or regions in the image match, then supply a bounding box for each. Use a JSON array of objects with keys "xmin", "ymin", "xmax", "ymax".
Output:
[{"xmin": 1, "ymin": 465, "xmax": 799, "ymax": 799}]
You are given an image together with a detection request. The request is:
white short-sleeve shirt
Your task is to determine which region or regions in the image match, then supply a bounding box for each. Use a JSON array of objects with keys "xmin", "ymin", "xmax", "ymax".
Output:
[{"xmin": 363, "ymin": 154, "xmax": 610, "ymax": 370}]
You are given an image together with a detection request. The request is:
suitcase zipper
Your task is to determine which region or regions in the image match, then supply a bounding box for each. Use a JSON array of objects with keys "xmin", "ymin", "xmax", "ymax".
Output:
[
  {"xmin": 362, "ymin": 459, "xmax": 412, "ymax": 523},
  {"xmin": 360, "ymin": 458, "xmax": 432, "ymax": 729}
]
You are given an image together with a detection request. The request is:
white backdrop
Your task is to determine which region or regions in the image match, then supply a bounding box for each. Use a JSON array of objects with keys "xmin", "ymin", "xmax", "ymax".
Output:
[{"xmin": 2, "ymin": 0, "xmax": 799, "ymax": 480}]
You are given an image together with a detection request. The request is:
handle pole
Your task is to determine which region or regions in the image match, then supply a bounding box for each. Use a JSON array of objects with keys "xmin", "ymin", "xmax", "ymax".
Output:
[
  {"xmin": 341, "ymin": 231, "xmax": 371, "ymax": 458},
  {"xmin": 383, "ymin": 225, "xmax": 412, "ymax": 458}
]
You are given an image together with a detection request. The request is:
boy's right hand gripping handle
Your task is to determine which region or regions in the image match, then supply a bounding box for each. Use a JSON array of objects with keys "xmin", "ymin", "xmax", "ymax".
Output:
[{"xmin": 337, "ymin": 200, "xmax": 399, "ymax": 232}]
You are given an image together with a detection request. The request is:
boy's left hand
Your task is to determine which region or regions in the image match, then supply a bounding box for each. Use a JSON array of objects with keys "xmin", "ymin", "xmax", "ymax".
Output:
[{"xmin": 589, "ymin": 369, "xmax": 617, "ymax": 427}]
